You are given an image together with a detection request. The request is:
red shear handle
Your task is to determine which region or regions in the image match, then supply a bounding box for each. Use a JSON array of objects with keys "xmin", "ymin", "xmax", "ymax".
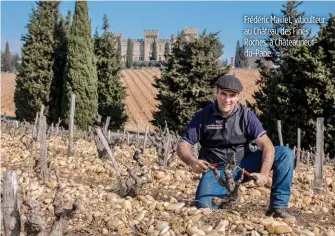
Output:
[{"xmin": 242, "ymin": 169, "xmax": 258, "ymax": 181}]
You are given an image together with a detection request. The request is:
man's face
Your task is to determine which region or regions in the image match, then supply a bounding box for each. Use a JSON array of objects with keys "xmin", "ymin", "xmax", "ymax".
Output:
[{"xmin": 216, "ymin": 88, "xmax": 240, "ymax": 115}]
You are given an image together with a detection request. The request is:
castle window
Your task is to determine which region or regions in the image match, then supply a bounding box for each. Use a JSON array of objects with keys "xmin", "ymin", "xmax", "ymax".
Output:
[{"xmin": 138, "ymin": 46, "xmax": 140, "ymax": 52}]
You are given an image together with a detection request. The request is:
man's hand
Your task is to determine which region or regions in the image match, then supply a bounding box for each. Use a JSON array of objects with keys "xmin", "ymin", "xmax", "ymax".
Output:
[
  {"xmin": 250, "ymin": 173, "xmax": 268, "ymax": 186},
  {"xmin": 190, "ymin": 159, "xmax": 210, "ymax": 173}
]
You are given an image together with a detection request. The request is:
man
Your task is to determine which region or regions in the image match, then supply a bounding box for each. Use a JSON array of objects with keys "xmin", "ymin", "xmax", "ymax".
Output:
[{"xmin": 176, "ymin": 74, "xmax": 295, "ymax": 220}]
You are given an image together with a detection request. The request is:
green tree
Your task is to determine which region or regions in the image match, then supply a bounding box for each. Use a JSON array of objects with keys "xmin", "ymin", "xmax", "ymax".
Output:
[
  {"xmin": 49, "ymin": 12, "xmax": 71, "ymax": 124},
  {"xmin": 239, "ymin": 45, "xmax": 248, "ymax": 68},
  {"xmin": 314, "ymin": 14, "xmax": 335, "ymax": 154},
  {"xmin": 250, "ymin": 0, "xmax": 307, "ymax": 144},
  {"xmin": 151, "ymin": 39, "xmax": 157, "ymax": 61},
  {"xmin": 94, "ymin": 15, "xmax": 127, "ymax": 129},
  {"xmin": 266, "ymin": 1, "xmax": 305, "ymax": 64},
  {"xmin": 116, "ymin": 35, "xmax": 122, "ymax": 62},
  {"xmin": 3, "ymin": 41, "xmax": 12, "ymax": 72},
  {"xmin": 275, "ymin": 44, "xmax": 334, "ymax": 153},
  {"xmin": 234, "ymin": 40, "xmax": 240, "ymax": 68},
  {"xmin": 61, "ymin": 1, "xmax": 98, "ymax": 129},
  {"xmin": 153, "ymin": 31, "xmax": 228, "ymax": 133},
  {"xmin": 65, "ymin": 10, "xmax": 72, "ymax": 32},
  {"xmin": 12, "ymin": 53, "xmax": 21, "ymax": 72},
  {"xmin": 164, "ymin": 42, "xmax": 171, "ymax": 59},
  {"xmin": 126, "ymin": 38, "xmax": 133, "ymax": 68},
  {"xmin": 14, "ymin": 1, "xmax": 59, "ymax": 122}
]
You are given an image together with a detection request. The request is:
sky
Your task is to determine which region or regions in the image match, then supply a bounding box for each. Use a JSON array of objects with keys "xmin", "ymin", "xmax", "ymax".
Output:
[{"xmin": 1, "ymin": 1, "xmax": 334, "ymax": 61}]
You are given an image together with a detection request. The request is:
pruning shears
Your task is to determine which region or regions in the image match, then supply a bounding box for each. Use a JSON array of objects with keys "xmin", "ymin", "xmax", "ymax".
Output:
[{"xmin": 209, "ymin": 162, "xmax": 258, "ymax": 181}]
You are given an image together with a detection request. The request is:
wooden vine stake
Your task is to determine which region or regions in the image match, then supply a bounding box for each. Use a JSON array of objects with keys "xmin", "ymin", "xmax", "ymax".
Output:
[
  {"xmin": 142, "ymin": 124, "xmax": 149, "ymax": 154},
  {"xmin": 95, "ymin": 128, "xmax": 125, "ymax": 196},
  {"xmin": 3, "ymin": 171, "xmax": 21, "ymax": 235},
  {"xmin": 68, "ymin": 94, "xmax": 75, "ymax": 157},
  {"xmin": 314, "ymin": 117, "xmax": 324, "ymax": 193},
  {"xmin": 277, "ymin": 120, "xmax": 283, "ymax": 146}
]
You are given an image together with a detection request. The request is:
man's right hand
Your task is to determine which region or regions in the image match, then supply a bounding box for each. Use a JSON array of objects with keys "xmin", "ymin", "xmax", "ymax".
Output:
[{"xmin": 190, "ymin": 159, "xmax": 210, "ymax": 173}]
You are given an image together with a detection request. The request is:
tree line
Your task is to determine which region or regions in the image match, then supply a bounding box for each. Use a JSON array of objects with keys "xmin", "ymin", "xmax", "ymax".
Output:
[
  {"xmin": 1, "ymin": 41, "xmax": 21, "ymax": 73},
  {"xmin": 14, "ymin": 1, "xmax": 127, "ymax": 130}
]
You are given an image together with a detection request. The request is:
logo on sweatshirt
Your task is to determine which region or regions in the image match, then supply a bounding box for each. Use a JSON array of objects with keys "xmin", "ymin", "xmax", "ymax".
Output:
[{"xmin": 206, "ymin": 124, "xmax": 224, "ymax": 129}]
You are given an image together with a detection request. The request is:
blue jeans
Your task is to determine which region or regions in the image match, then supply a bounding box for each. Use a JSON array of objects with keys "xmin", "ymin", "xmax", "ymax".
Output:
[{"xmin": 195, "ymin": 146, "xmax": 294, "ymax": 209}]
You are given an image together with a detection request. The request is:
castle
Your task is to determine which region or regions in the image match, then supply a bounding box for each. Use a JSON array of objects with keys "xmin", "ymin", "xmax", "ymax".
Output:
[{"xmin": 118, "ymin": 27, "xmax": 198, "ymax": 62}]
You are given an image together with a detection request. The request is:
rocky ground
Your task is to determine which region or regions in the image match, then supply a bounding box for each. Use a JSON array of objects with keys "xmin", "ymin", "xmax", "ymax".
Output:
[{"xmin": 1, "ymin": 133, "xmax": 335, "ymax": 236}]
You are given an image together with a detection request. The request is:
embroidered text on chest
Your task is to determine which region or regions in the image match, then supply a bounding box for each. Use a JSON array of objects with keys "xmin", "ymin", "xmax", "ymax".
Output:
[{"xmin": 206, "ymin": 124, "xmax": 224, "ymax": 129}]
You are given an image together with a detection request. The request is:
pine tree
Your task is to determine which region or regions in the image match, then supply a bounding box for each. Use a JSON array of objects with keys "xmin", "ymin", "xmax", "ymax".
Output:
[
  {"xmin": 153, "ymin": 31, "xmax": 228, "ymax": 133},
  {"xmin": 126, "ymin": 38, "xmax": 133, "ymax": 68},
  {"xmin": 116, "ymin": 36, "xmax": 122, "ymax": 62},
  {"xmin": 94, "ymin": 15, "xmax": 127, "ymax": 129},
  {"xmin": 14, "ymin": 2, "xmax": 59, "ymax": 122},
  {"xmin": 164, "ymin": 42, "xmax": 171, "ymax": 59},
  {"xmin": 151, "ymin": 39, "xmax": 157, "ymax": 61},
  {"xmin": 234, "ymin": 40, "xmax": 240, "ymax": 68},
  {"xmin": 3, "ymin": 41, "xmax": 12, "ymax": 72},
  {"xmin": 49, "ymin": 12, "xmax": 70, "ymax": 124},
  {"xmin": 61, "ymin": 1, "xmax": 98, "ymax": 129}
]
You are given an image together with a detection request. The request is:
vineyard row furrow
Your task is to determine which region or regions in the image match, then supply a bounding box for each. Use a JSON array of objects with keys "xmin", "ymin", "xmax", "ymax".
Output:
[
  {"xmin": 122, "ymin": 71, "xmax": 152, "ymax": 120},
  {"xmin": 125, "ymin": 70, "xmax": 156, "ymax": 108},
  {"xmin": 121, "ymin": 75, "xmax": 149, "ymax": 124},
  {"xmin": 122, "ymin": 70, "xmax": 154, "ymax": 118},
  {"xmin": 132, "ymin": 70, "xmax": 157, "ymax": 97}
]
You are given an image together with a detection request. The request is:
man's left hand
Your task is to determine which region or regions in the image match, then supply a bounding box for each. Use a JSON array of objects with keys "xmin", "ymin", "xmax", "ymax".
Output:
[{"xmin": 250, "ymin": 173, "xmax": 268, "ymax": 186}]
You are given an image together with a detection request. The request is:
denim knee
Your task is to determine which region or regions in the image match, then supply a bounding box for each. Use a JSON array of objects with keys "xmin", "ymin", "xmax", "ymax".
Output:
[{"xmin": 275, "ymin": 146, "xmax": 294, "ymax": 164}]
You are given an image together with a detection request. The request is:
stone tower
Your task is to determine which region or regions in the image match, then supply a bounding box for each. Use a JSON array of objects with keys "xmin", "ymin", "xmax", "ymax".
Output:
[
  {"xmin": 180, "ymin": 27, "xmax": 198, "ymax": 41},
  {"xmin": 143, "ymin": 30, "xmax": 159, "ymax": 61}
]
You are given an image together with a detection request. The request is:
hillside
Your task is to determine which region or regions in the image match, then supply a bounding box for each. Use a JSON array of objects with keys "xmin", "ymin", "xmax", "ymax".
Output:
[{"xmin": 1, "ymin": 68, "xmax": 260, "ymax": 132}]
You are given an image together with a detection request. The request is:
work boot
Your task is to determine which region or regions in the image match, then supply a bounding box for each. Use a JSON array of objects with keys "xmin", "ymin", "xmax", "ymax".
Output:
[{"xmin": 265, "ymin": 208, "xmax": 296, "ymax": 221}]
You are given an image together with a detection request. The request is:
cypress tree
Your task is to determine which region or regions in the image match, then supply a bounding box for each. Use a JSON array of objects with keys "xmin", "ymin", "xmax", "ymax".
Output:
[
  {"xmin": 153, "ymin": 31, "xmax": 228, "ymax": 133},
  {"xmin": 14, "ymin": 1, "xmax": 59, "ymax": 122},
  {"xmin": 61, "ymin": 1, "xmax": 98, "ymax": 129},
  {"xmin": 225, "ymin": 58, "xmax": 229, "ymax": 67},
  {"xmin": 164, "ymin": 42, "xmax": 171, "ymax": 59},
  {"xmin": 234, "ymin": 40, "xmax": 240, "ymax": 68},
  {"xmin": 12, "ymin": 53, "xmax": 21, "ymax": 72},
  {"xmin": 116, "ymin": 36, "xmax": 122, "ymax": 62},
  {"xmin": 3, "ymin": 41, "xmax": 12, "ymax": 72},
  {"xmin": 94, "ymin": 15, "xmax": 127, "ymax": 129},
  {"xmin": 151, "ymin": 39, "xmax": 157, "ymax": 61},
  {"xmin": 126, "ymin": 38, "xmax": 133, "ymax": 68},
  {"xmin": 49, "ymin": 12, "xmax": 70, "ymax": 124},
  {"xmin": 239, "ymin": 45, "xmax": 248, "ymax": 68}
]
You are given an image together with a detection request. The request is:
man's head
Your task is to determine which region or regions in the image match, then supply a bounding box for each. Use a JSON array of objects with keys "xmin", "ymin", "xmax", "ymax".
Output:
[{"xmin": 215, "ymin": 75, "xmax": 243, "ymax": 116}]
